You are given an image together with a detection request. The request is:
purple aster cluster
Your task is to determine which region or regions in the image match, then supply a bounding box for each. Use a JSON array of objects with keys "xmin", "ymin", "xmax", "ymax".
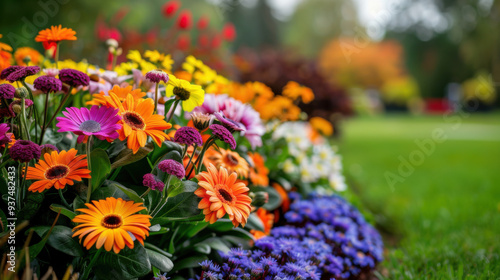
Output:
[
  {"xmin": 0, "ymin": 84, "xmax": 15, "ymax": 99},
  {"xmin": 209, "ymin": 124, "xmax": 236, "ymax": 149},
  {"xmin": 192, "ymin": 94, "xmax": 265, "ymax": 148},
  {"xmin": 0, "ymin": 66, "xmax": 23, "ymax": 80},
  {"xmin": 40, "ymin": 144, "xmax": 59, "ymax": 155},
  {"xmin": 145, "ymin": 69, "xmax": 169, "ymax": 83},
  {"xmin": 33, "ymin": 75, "xmax": 62, "ymax": 93},
  {"xmin": 59, "ymin": 68, "xmax": 90, "ymax": 88},
  {"xmin": 143, "ymin": 173, "xmax": 165, "ymax": 191},
  {"xmin": 9, "ymin": 140, "xmax": 41, "ymax": 162},
  {"xmin": 5, "ymin": 66, "xmax": 40, "ymax": 82},
  {"xmin": 196, "ymin": 194, "xmax": 384, "ymax": 280},
  {"xmin": 173, "ymin": 126, "xmax": 203, "ymax": 146},
  {"xmin": 158, "ymin": 159, "xmax": 185, "ymax": 179}
]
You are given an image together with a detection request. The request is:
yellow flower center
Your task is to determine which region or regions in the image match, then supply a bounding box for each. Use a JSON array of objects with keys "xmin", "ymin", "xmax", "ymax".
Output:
[
  {"xmin": 123, "ymin": 111, "xmax": 146, "ymax": 130},
  {"xmin": 45, "ymin": 164, "xmax": 69, "ymax": 180},
  {"xmin": 101, "ymin": 214, "xmax": 123, "ymax": 229},
  {"xmin": 173, "ymin": 86, "xmax": 191, "ymax": 101}
]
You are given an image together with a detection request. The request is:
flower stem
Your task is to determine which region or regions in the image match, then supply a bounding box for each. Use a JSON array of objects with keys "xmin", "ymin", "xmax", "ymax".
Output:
[
  {"xmin": 22, "ymin": 81, "xmax": 38, "ymax": 141},
  {"xmin": 184, "ymin": 144, "xmax": 197, "ymax": 177},
  {"xmin": 38, "ymin": 93, "xmax": 50, "ymax": 145},
  {"xmin": 58, "ymin": 189, "xmax": 71, "ymax": 209},
  {"xmin": 55, "ymin": 43, "xmax": 60, "ymax": 69},
  {"xmin": 166, "ymin": 99, "xmax": 180, "ymax": 123},
  {"xmin": 196, "ymin": 138, "xmax": 215, "ymax": 174},
  {"xmin": 41, "ymin": 87, "xmax": 73, "ymax": 144},
  {"xmin": 85, "ymin": 136, "xmax": 93, "ymax": 203},
  {"xmin": 20, "ymin": 97, "xmax": 30, "ymax": 141},
  {"xmin": 81, "ymin": 248, "xmax": 103, "ymax": 280},
  {"xmin": 140, "ymin": 188, "xmax": 151, "ymax": 199},
  {"xmin": 154, "ymin": 82, "xmax": 159, "ymax": 114}
]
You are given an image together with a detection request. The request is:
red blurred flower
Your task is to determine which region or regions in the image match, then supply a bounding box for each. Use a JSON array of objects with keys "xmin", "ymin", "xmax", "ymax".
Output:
[
  {"xmin": 197, "ymin": 15, "xmax": 209, "ymax": 30},
  {"xmin": 108, "ymin": 28, "xmax": 122, "ymax": 42},
  {"xmin": 198, "ymin": 34, "xmax": 209, "ymax": 48},
  {"xmin": 177, "ymin": 10, "xmax": 192, "ymax": 30},
  {"xmin": 211, "ymin": 34, "xmax": 222, "ymax": 49},
  {"xmin": 222, "ymin": 23, "xmax": 236, "ymax": 42},
  {"xmin": 177, "ymin": 34, "xmax": 190, "ymax": 51},
  {"xmin": 162, "ymin": 0, "xmax": 181, "ymax": 18}
]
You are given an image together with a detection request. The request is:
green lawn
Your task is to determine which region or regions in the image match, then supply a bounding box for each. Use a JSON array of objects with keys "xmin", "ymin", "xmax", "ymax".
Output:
[{"xmin": 336, "ymin": 112, "xmax": 500, "ymax": 279}]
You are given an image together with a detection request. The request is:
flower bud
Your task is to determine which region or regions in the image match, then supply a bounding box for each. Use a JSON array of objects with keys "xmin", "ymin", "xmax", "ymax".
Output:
[
  {"xmin": 15, "ymin": 87, "xmax": 29, "ymax": 99},
  {"xmin": 251, "ymin": 191, "xmax": 269, "ymax": 207},
  {"xmin": 11, "ymin": 104, "xmax": 21, "ymax": 114}
]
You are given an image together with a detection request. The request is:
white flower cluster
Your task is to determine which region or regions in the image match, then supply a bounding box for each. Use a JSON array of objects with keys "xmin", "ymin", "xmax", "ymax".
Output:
[{"xmin": 272, "ymin": 122, "xmax": 347, "ymax": 192}]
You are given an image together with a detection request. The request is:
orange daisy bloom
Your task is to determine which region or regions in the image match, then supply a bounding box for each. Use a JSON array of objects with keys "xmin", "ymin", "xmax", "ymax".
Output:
[
  {"xmin": 248, "ymin": 152, "xmax": 269, "ymax": 186},
  {"xmin": 35, "ymin": 25, "xmax": 77, "ymax": 49},
  {"xmin": 26, "ymin": 149, "xmax": 91, "ymax": 193},
  {"xmin": 0, "ymin": 50, "xmax": 12, "ymax": 73},
  {"xmin": 195, "ymin": 164, "xmax": 252, "ymax": 227},
  {"xmin": 14, "ymin": 47, "xmax": 42, "ymax": 66},
  {"xmin": 250, "ymin": 208, "xmax": 274, "ymax": 240},
  {"xmin": 204, "ymin": 147, "xmax": 249, "ymax": 178},
  {"xmin": 108, "ymin": 92, "xmax": 171, "ymax": 154},
  {"xmin": 309, "ymin": 116, "xmax": 333, "ymax": 137},
  {"xmin": 282, "ymin": 81, "xmax": 314, "ymax": 104},
  {"xmin": 87, "ymin": 85, "xmax": 146, "ymax": 106},
  {"xmin": 72, "ymin": 197, "xmax": 151, "ymax": 253}
]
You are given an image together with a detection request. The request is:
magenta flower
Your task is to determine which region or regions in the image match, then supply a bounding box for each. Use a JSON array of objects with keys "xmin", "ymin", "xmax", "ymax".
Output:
[
  {"xmin": 209, "ymin": 124, "xmax": 236, "ymax": 149},
  {"xmin": 158, "ymin": 159, "xmax": 185, "ymax": 179},
  {"xmin": 0, "ymin": 123, "xmax": 12, "ymax": 146},
  {"xmin": 193, "ymin": 94, "xmax": 265, "ymax": 148},
  {"xmin": 56, "ymin": 105, "xmax": 122, "ymax": 143}
]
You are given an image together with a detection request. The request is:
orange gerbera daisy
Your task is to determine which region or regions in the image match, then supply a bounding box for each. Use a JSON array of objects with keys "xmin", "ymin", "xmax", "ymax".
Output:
[
  {"xmin": 248, "ymin": 152, "xmax": 269, "ymax": 186},
  {"xmin": 35, "ymin": 25, "xmax": 77, "ymax": 49},
  {"xmin": 87, "ymin": 85, "xmax": 146, "ymax": 106},
  {"xmin": 250, "ymin": 208, "xmax": 274, "ymax": 240},
  {"xmin": 108, "ymin": 92, "xmax": 171, "ymax": 154},
  {"xmin": 72, "ymin": 197, "xmax": 151, "ymax": 253},
  {"xmin": 14, "ymin": 47, "xmax": 42, "ymax": 66},
  {"xmin": 195, "ymin": 164, "xmax": 252, "ymax": 227},
  {"xmin": 26, "ymin": 149, "xmax": 91, "ymax": 193},
  {"xmin": 204, "ymin": 148, "xmax": 249, "ymax": 178}
]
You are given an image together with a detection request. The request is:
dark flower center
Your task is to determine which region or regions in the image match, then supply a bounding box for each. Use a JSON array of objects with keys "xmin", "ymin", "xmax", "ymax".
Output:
[
  {"xmin": 173, "ymin": 87, "xmax": 191, "ymax": 101},
  {"xmin": 79, "ymin": 120, "xmax": 101, "ymax": 133},
  {"xmin": 226, "ymin": 153, "xmax": 239, "ymax": 166},
  {"xmin": 218, "ymin": 188, "xmax": 233, "ymax": 202},
  {"xmin": 123, "ymin": 111, "xmax": 145, "ymax": 130},
  {"xmin": 45, "ymin": 165, "xmax": 69, "ymax": 179},
  {"xmin": 102, "ymin": 214, "xmax": 123, "ymax": 229}
]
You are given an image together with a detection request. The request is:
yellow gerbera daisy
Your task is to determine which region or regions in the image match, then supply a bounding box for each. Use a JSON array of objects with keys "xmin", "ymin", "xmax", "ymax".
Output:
[
  {"xmin": 166, "ymin": 74, "xmax": 205, "ymax": 112},
  {"xmin": 72, "ymin": 197, "xmax": 151, "ymax": 253}
]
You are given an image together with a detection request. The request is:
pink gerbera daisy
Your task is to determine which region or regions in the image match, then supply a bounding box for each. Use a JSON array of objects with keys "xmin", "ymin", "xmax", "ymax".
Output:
[{"xmin": 56, "ymin": 105, "xmax": 122, "ymax": 143}]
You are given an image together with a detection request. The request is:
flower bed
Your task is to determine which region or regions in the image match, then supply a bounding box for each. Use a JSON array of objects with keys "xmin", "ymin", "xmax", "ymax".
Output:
[{"xmin": 0, "ymin": 24, "xmax": 382, "ymax": 280}]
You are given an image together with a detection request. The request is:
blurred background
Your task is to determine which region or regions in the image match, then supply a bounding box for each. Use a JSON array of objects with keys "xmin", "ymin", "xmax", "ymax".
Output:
[{"xmin": 2, "ymin": 0, "xmax": 499, "ymax": 277}]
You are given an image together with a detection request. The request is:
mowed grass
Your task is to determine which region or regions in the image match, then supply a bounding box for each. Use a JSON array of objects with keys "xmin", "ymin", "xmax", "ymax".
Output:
[{"xmin": 336, "ymin": 112, "xmax": 500, "ymax": 279}]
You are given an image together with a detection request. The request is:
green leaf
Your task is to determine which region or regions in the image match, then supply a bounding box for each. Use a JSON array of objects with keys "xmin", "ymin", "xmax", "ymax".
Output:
[
  {"xmin": 73, "ymin": 196, "xmax": 86, "ymax": 212},
  {"xmin": 144, "ymin": 242, "xmax": 173, "ymax": 258},
  {"xmin": 113, "ymin": 181, "xmax": 143, "ymax": 203},
  {"xmin": 110, "ymin": 142, "xmax": 154, "ymax": 170},
  {"xmin": 94, "ymin": 243, "xmax": 151, "ymax": 279},
  {"xmin": 151, "ymin": 213, "xmax": 205, "ymax": 226},
  {"xmin": 91, "ymin": 181, "xmax": 131, "ymax": 201},
  {"xmin": 245, "ymin": 213, "xmax": 265, "ymax": 232},
  {"xmin": 167, "ymin": 180, "xmax": 198, "ymax": 198},
  {"xmin": 207, "ymin": 219, "xmax": 234, "ymax": 232},
  {"xmin": 90, "ymin": 148, "xmax": 111, "ymax": 191},
  {"xmin": 49, "ymin": 204, "xmax": 76, "ymax": 220},
  {"xmin": 157, "ymin": 192, "xmax": 201, "ymax": 218},
  {"xmin": 149, "ymin": 141, "xmax": 183, "ymax": 165},
  {"xmin": 17, "ymin": 192, "xmax": 44, "ymax": 221},
  {"xmin": 32, "ymin": 225, "xmax": 83, "ymax": 257},
  {"xmin": 203, "ymin": 238, "xmax": 231, "ymax": 254},
  {"xmin": 193, "ymin": 243, "xmax": 211, "ymax": 254},
  {"xmin": 146, "ymin": 248, "xmax": 174, "ymax": 273},
  {"xmin": 173, "ymin": 255, "xmax": 208, "ymax": 272}
]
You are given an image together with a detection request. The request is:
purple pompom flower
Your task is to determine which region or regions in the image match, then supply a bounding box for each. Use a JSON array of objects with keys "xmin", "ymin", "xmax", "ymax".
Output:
[
  {"xmin": 40, "ymin": 144, "xmax": 59, "ymax": 155},
  {"xmin": 143, "ymin": 173, "xmax": 165, "ymax": 191},
  {"xmin": 0, "ymin": 66, "xmax": 23, "ymax": 80},
  {"xmin": 9, "ymin": 140, "xmax": 41, "ymax": 162},
  {"xmin": 33, "ymin": 75, "xmax": 62, "ymax": 93},
  {"xmin": 158, "ymin": 159, "xmax": 185, "ymax": 179},
  {"xmin": 6, "ymin": 66, "xmax": 40, "ymax": 82},
  {"xmin": 56, "ymin": 105, "xmax": 122, "ymax": 143},
  {"xmin": 0, "ymin": 84, "xmax": 15, "ymax": 99},
  {"xmin": 59, "ymin": 68, "xmax": 90, "ymax": 88},
  {"xmin": 214, "ymin": 112, "xmax": 245, "ymax": 133},
  {"xmin": 145, "ymin": 69, "xmax": 169, "ymax": 83},
  {"xmin": 0, "ymin": 123, "xmax": 12, "ymax": 146},
  {"xmin": 209, "ymin": 124, "xmax": 236, "ymax": 149},
  {"xmin": 173, "ymin": 126, "xmax": 203, "ymax": 146}
]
